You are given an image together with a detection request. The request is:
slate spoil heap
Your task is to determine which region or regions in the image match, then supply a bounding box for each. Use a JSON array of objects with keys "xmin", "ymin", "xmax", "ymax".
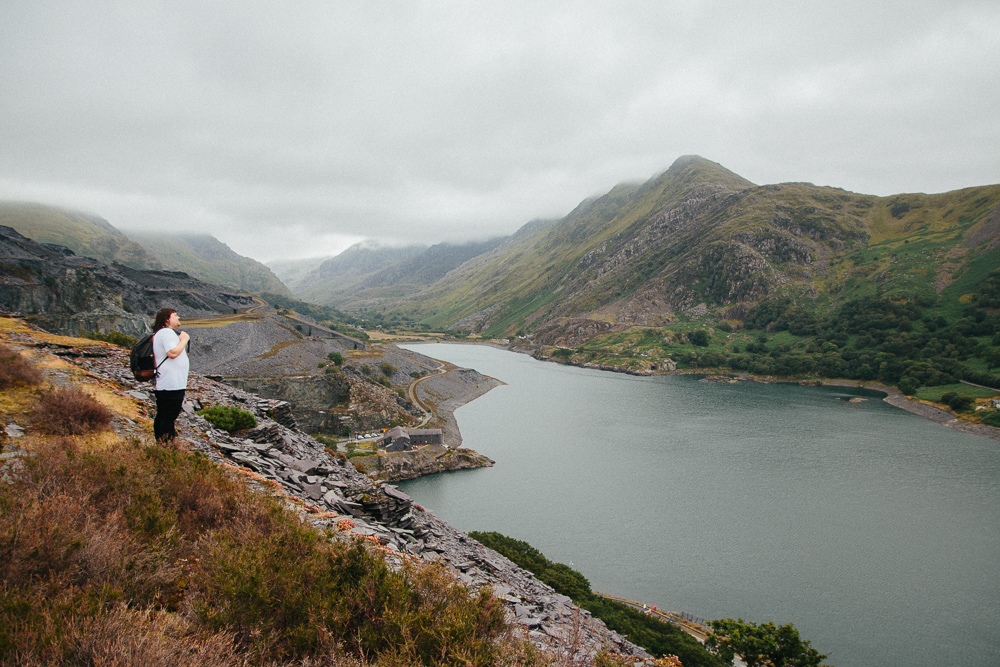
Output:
[{"xmin": 66, "ymin": 346, "xmax": 650, "ymax": 665}]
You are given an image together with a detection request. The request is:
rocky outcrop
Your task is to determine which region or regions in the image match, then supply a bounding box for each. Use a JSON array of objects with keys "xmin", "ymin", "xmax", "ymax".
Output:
[
  {"xmin": 0, "ymin": 226, "xmax": 254, "ymax": 336},
  {"xmin": 351, "ymin": 444, "xmax": 495, "ymax": 481},
  {"xmin": 224, "ymin": 374, "xmax": 352, "ymax": 432}
]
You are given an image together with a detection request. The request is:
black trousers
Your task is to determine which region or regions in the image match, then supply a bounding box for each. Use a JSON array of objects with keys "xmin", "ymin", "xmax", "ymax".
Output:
[{"xmin": 153, "ymin": 389, "xmax": 186, "ymax": 442}]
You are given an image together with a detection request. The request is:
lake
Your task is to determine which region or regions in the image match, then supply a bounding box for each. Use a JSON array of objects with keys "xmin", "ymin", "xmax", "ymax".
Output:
[{"xmin": 398, "ymin": 343, "xmax": 1000, "ymax": 667}]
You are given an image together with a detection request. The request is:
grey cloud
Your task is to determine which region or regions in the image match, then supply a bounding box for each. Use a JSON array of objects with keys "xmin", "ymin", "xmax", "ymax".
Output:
[{"xmin": 1, "ymin": 1, "xmax": 998, "ymax": 262}]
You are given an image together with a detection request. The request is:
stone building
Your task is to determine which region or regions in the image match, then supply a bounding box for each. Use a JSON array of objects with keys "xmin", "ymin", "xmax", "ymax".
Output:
[{"xmin": 381, "ymin": 426, "xmax": 443, "ymax": 452}]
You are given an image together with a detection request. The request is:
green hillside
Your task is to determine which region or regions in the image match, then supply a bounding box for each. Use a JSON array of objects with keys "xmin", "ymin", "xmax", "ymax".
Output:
[
  {"xmin": 0, "ymin": 201, "xmax": 291, "ymax": 296},
  {"xmin": 327, "ymin": 156, "xmax": 1000, "ymax": 402},
  {"xmin": 0, "ymin": 201, "xmax": 160, "ymax": 270},
  {"xmin": 295, "ymin": 239, "xmax": 507, "ymax": 309},
  {"xmin": 127, "ymin": 231, "xmax": 292, "ymax": 296}
]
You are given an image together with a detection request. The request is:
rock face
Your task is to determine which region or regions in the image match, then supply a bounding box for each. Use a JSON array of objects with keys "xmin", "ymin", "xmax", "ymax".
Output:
[
  {"xmin": 67, "ymin": 344, "xmax": 649, "ymax": 663},
  {"xmin": 0, "ymin": 226, "xmax": 254, "ymax": 336}
]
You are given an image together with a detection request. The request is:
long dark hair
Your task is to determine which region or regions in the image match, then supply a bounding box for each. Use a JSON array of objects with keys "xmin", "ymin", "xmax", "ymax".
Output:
[{"xmin": 153, "ymin": 308, "xmax": 176, "ymax": 332}]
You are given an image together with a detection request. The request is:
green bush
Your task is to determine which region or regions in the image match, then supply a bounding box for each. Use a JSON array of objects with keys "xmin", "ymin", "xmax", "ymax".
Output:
[
  {"xmin": 981, "ymin": 411, "xmax": 1000, "ymax": 427},
  {"xmin": 949, "ymin": 395, "xmax": 975, "ymax": 412},
  {"xmin": 197, "ymin": 405, "xmax": 257, "ymax": 433},
  {"xmin": 470, "ymin": 531, "xmax": 724, "ymax": 667},
  {"xmin": 898, "ymin": 377, "xmax": 919, "ymax": 395},
  {"xmin": 84, "ymin": 330, "xmax": 137, "ymax": 349},
  {"xmin": 687, "ymin": 330, "xmax": 710, "ymax": 347},
  {"xmin": 379, "ymin": 361, "xmax": 398, "ymax": 376},
  {"xmin": 328, "ymin": 352, "xmax": 344, "ymax": 365}
]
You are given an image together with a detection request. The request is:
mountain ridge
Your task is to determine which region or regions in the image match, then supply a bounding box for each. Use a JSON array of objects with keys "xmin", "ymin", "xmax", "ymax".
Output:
[
  {"xmin": 327, "ymin": 156, "xmax": 999, "ymax": 345},
  {"xmin": 0, "ymin": 201, "xmax": 290, "ymax": 297}
]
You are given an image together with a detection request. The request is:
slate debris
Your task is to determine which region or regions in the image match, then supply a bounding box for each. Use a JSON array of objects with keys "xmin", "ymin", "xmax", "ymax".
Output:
[{"xmin": 70, "ymin": 347, "xmax": 652, "ymax": 664}]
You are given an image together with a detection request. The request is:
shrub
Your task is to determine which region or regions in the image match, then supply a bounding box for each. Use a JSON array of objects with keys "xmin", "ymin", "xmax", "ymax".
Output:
[
  {"xmin": 949, "ymin": 395, "xmax": 975, "ymax": 412},
  {"xmin": 0, "ymin": 343, "xmax": 43, "ymax": 389},
  {"xmin": 898, "ymin": 377, "xmax": 919, "ymax": 396},
  {"xmin": 197, "ymin": 405, "xmax": 257, "ymax": 433},
  {"xmin": 470, "ymin": 531, "xmax": 723, "ymax": 667},
  {"xmin": 328, "ymin": 352, "xmax": 344, "ymax": 365},
  {"xmin": 30, "ymin": 386, "xmax": 112, "ymax": 435},
  {"xmin": 379, "ymin": 361, "xmax": 398, "ymax": 377},
  {"xmin": 84, "ymin": 330, "xmax": 137, "ymax": 349},
  {"xmin": 688, "ymin": 330, "xmax": 710, "ymax": 347},
  {"xmin": 0, "ymin": 436, "xmax": 524, "ymax": 665}
]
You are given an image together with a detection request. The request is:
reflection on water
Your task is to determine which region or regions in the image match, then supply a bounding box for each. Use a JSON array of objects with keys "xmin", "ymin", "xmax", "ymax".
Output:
[{"xmin": 399, "ymin": 343, "xmax": 1000, "ymax": 667}]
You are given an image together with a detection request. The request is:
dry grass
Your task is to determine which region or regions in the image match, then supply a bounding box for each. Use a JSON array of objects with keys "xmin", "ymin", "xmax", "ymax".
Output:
[
  {"xmin": 80, "ymin": 383, "xmax": 143, "ymax": 421},
  {"xmin": 0, "ymin": 344, "xmax": 43, "ymax": 390},
  {"xmin": 0, "ymin": 317, "xmax": 109, "ymax": 350},
  {"xmin": 29, "ymin": 386, "xmax": 113, "ymax": 435},
  {"xmin": 0, "ymin": 431, "xmax": 552, "ymax": 667},
  {"xmin": 0, "ymin": 323, "xmax": 559, "ymax": 667},
  {"xmin": 258, "ymin": 340, "xmax": 307, "ymax": 359}
]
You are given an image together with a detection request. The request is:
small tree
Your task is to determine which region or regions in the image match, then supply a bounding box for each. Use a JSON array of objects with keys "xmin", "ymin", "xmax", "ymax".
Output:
[
  {"xmin": 197, "ymin": 405, "xmax": 257, "ymax": 433},
  {"xmin": 706, "ymin": 618, "xmax": 828, "ymax": 667},
  {"xmin": 328, "ymin": 352, "xmax": 344, "ymax": 365},
  {"xmin": 688, "ymin": 330, "xmax": 710, "ymax": 347}
]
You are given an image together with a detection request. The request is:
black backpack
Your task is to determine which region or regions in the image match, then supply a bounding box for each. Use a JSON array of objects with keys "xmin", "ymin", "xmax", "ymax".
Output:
[{"xmin": 129, "ymin": 333, "xmax": 164, "ymax": 382}]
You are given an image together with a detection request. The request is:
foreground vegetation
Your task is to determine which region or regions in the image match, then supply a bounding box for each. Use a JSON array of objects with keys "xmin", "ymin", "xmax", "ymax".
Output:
[
  {"xmin": 0, "ymin": 341, "xmax": 547, "ymax": 667},
  {"xmin": 469, "ymin": 532, "xmax": 726, "ymax": 667},
  {"xmin": 469, "ymin": 533, "xmax": 832, "ymax": 667}
]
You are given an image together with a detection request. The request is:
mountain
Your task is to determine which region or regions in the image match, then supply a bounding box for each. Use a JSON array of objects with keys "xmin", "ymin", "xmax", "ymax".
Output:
[
  {"xmin": 267, "ymin": 255, "xmax": 335, "ymax": 293},
  {"xmin": 0, "ymin": 226, "xmax": 254, "ymax": 336},
  {"xmin": 0, "ymin": 201, "xmax": 291, "ymax": 297},
  {"xmin": 0, "ymin": 201, "xmax": 161, "ymax": 270},
  {"xmin": 291, "ymin": 242, "xmax": 426, "ymax": 303},
  {"xmin": 360, "ymin": 156, "xmax": 999, "ymax": 346},
  {"xmin": 126, "ymin": 231, "xmax": 292, "ymax": 297},
  {"xmin": 299, "ymin": 238, "xmax": 510, "ymax": 310}
]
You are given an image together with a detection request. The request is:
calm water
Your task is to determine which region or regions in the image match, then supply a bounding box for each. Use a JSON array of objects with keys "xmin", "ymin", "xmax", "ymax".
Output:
[{"xmin": 399, "ymin": 343, "xmax": 1000, "ymax": 667}]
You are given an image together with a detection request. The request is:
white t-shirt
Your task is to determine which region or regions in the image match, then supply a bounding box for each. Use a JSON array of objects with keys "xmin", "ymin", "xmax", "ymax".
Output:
[{"xmin": 153, "ymin": 327, "xmax": 190, "ymax": 391}]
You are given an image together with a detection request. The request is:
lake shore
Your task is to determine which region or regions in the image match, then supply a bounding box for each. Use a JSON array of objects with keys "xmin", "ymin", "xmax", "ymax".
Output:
[{"xmin": 410, "ymin": 340, "xmax": 1000, "ymax": 444}]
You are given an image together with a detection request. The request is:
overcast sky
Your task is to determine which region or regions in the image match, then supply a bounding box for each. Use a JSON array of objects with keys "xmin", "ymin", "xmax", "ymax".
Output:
[{"xmin": 2, "ymin": 1, "xmax": 998, "ymax": 263}]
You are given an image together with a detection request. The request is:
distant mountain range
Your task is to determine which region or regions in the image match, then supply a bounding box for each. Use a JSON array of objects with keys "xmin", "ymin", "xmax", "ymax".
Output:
[
  {"xmin": 281, "ymin": 156, "xmax": 1000, "ymax": 351},
  {"xmin": 0, "ymin": 202, "xmax": 290, "ymax": 297},
  {"xmin": 5, "ymin": 154, "xmax": 999, "ymax": 373},
  {"xmin": 271, "ymin": 237, "xmax": 513, "ymax": 309}
]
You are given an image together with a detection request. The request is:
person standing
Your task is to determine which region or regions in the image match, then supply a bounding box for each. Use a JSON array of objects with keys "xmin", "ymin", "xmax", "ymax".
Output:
[{"xmin": 151, "ymin": 307, "xmax": 190, "ymax": 443}]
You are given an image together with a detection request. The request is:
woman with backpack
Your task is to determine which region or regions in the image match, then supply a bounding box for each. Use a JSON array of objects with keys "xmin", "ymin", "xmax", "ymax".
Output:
[{"xmin": 151, "ymin": 307, "xmax": 190, "ymax": 443}]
